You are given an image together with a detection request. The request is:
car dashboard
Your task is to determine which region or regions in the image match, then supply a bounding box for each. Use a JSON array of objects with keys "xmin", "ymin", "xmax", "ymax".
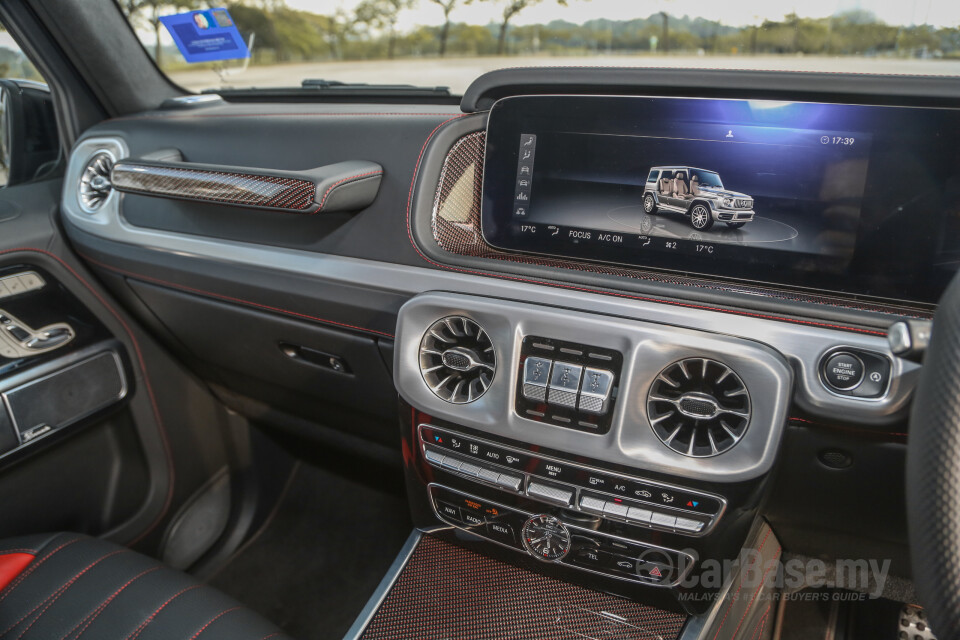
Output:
[{"xmin": 57, "ymin": 67, "xmax": 944, "ymax": 636}]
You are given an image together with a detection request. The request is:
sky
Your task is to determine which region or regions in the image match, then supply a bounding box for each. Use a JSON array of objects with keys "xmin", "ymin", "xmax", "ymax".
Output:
[{"xmin": 287, "ymin": 0, "xmax": 960, "ymax": 30}]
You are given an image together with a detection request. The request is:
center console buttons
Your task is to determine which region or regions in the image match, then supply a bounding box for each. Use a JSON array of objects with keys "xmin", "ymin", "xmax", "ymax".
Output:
[
  {"xmin": 579, "ymin": 495, "xmax": 606, "ymax": 515},
  {"xmin": 578, "ymin": 367, "xmax": 614, "ymax": 414},
  {"xmin": 431, "ymin": 484, "xmax": 695, "ymax": 587},
  {"xmin": 674, "ymin": 517, "xmax": 705, "ymax": 533},
  {"xmin": 626, "ymin": 506, "xmax": 653, "ymax": 524},
  {"xmin": 421, "ymin": 425, "xmax": 724, "ymax": 535},
  {"xmin": 522, "ymin": 357, "xmax": 553, "ymax": 401},
  {"xmin": 548, "ymin": 362, "xmax": 583, "ymax": 408},
  {"xmin": 527, "ymin": 481, "xmax": 574, "ymax": 507},
  {"xmin": 495, "ymin": 472, "xmax": 523, "ymax": 492},
  {"xmin": 601, "ymin": 500, "xmax": 630, "ymax": 521}
]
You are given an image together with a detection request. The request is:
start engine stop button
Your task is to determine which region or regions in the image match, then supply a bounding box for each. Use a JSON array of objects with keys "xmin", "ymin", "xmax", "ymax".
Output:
[{"xmin": 822, "ymin": 352, "xmax": 865, "ymax": 391}]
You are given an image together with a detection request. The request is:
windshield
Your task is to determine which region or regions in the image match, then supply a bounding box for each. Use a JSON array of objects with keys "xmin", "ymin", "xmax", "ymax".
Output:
[
  {"xmin": 691, "ymin": 170, "xmax": 724, "ymax": 189},
  {"xmin": 119, "ymin": 1, "xmax": 960, "ymax": 96}
]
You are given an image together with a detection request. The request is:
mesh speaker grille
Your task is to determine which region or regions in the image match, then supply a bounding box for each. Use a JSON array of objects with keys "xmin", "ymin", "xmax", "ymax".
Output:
[
  {"xmin": 360, "ymin": 534, "xmax": 687, "ymax": 640},
  {"xmin": 430, "ymin": 131, "xmax": 930, "ymax": 318}
]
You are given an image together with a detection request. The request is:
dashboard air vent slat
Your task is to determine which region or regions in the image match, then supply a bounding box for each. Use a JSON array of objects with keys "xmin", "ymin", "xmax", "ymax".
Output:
[
  {"xmin": 647, "ymin": 358, "xmax": 750, "ymax": 457},
  {"xmin": 419, "ymin": 316, "xmax": 496, "ymax": 404},
  {"xmin": 78, "ymin": 152, "xmax": 115, "ymax": 213}
]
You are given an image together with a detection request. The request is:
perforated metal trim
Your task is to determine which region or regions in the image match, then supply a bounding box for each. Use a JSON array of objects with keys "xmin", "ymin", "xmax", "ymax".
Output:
[
  {"xmin": 430, "ymin": 131, "xmax": 931, "ymax": 318},
  {"xmin": 360, "ymin": 534, "xmax": 687, "ymax": 640}
]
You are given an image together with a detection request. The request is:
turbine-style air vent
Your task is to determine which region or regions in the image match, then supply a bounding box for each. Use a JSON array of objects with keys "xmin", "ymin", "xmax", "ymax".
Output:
[
  {"xmin": 419, "ymin": 316, "xmax": 495, "ymax": 404},
  {"xmin": 78, "ymin": 152, "xmax": 114, "ymax": 213},
  {"xmin": 647, "ymin": 358, "xmax": 751, "ymax": 458}
]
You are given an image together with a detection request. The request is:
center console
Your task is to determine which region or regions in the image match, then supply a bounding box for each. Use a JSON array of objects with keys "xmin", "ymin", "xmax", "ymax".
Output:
[{"xmin": 393, "ymin": 289, "xmax": 915, "ymax": 616}]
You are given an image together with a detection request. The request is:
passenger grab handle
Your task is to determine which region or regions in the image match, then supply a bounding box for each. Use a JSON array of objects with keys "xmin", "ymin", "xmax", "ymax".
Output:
[{"xmin": 110, "ymin": 154, "xmax": 383, "ymax": 214}]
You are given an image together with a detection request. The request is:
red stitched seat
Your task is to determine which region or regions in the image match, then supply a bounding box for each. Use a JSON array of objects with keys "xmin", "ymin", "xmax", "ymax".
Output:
[{"xmin": 0, "ymin": 533, "xmax": 291, "ymax": 640}]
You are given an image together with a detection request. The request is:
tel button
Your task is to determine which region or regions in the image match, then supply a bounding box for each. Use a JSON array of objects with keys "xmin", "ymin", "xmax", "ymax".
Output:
[{"xmin": 822, "ymin": 352, "xmax": 864, "ymax": 391}]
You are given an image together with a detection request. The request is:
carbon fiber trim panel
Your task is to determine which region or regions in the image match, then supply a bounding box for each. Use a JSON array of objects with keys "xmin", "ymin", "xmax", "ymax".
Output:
[
  {"xmin": 431, "ymin": 131, "xmax": 931, "ymax": 318},
  {"xmin": 360, "ymin": 534, "xmax": 687, "ymax": 640},
  {"xmin": 111, "ymin": 161, "xmax": 317, "ymax": 212}
]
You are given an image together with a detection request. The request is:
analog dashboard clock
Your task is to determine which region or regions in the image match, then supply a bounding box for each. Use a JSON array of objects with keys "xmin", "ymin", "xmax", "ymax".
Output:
[{"xmin": 521, "ymin": 514, "xmax": 572, "ymax": 561}]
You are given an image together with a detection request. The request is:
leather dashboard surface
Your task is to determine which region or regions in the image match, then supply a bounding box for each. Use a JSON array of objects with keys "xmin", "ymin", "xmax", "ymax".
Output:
[{"xmin": 66, "ymin": 100, "xmax": 920, "ymax": 340}]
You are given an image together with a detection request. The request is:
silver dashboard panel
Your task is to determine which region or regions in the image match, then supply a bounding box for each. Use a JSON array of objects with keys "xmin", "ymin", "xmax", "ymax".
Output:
[
  {"xmin": 397, "ymin": 292, "xmax": 793, "ymax": 482},
  {"xmin": 62, "ymin": 136, "xmax": 919, "ymax": 434}
]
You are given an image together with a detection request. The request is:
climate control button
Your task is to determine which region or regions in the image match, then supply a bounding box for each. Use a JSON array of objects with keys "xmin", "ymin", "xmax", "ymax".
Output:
[{"xmin": 527, "ymin": 481, "xmax": 574, "ymax": 507}]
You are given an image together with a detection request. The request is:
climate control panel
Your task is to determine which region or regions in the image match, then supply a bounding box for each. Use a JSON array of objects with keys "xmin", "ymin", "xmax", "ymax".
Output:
[
  {"xmin": 421, "ymin": 424, "xmax": 725, "ymax": 536},
  {"xmin": 430, "ymin": 484, "xmax": 695, "ymax": 587}
]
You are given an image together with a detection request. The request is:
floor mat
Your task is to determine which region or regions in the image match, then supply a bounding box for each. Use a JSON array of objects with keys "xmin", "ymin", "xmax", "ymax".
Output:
[{"xmin": 209, "ymin": 447, "xmax": 412, "ymax": 639}]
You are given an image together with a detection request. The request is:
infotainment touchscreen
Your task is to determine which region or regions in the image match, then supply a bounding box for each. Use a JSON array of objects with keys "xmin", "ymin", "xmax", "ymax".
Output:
[{"xmin": 480, "ymin": 95, "xmax": 960, "ymax": 305}]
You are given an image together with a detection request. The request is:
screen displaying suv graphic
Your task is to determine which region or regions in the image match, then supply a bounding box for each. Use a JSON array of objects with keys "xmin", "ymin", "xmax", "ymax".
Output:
[
  {"xmin": 642, "ymin": 167, "xmax": 755, "ymax": 231},
  {"xmin": 494, "ymin": 111, "xmax": 871, "ymax": 260}
]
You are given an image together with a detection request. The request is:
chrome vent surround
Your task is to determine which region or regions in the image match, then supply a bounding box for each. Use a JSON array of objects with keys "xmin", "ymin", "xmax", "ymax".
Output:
[
  {"xmin": 78, "ymin": 152, "xmax": 115, "ymax": 213},
  {"xmin": 419, "ymin": 316, "xmax": 496, "ymax": 404},
  {"xmin": 647, "ymin": 358, "xmax": 751, "ymax": 457}
]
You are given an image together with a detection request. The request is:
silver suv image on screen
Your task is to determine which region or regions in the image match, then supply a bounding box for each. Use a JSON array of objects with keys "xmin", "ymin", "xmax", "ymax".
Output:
[{"xmin": 642, "ymin": 167, "xmax": 755, "ymax": 231}]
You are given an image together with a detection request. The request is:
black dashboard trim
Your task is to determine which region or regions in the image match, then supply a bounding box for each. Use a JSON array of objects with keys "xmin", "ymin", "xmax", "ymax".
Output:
[{"xmin": 462, "ymin": 67, "xmax": 960, "ymax": 113}]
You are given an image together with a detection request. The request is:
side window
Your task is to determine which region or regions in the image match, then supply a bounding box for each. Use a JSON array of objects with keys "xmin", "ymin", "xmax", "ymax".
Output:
[
  {"xmin": 0, "ymin": 26, "xmax": 43, "ymax": 81},
  {"xmin": 0, "ymin": 23, "xmax": 56, "ymax": 189}
]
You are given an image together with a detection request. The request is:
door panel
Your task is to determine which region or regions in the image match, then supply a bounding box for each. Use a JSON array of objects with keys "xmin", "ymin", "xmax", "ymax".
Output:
[{"xmin": 0, "ymin": 177, "xmax": 241, "ymax": 554}]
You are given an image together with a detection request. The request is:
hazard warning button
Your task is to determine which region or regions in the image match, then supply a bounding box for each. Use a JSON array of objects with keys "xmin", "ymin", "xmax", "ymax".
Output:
[{"xmin": 636, "ymin": 549, "xmax": 676, "ymax": 584}]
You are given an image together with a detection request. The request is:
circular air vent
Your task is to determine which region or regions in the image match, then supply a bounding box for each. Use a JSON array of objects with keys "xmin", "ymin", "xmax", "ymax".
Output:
[
  {"xmin": 78, "ymin": 152, "xmax": 115, "ymax": 213},
  {"xmin": 647, "ymin": 358, "xmax": 750, "ymax": 457},
  {"xmin": 419, "ymin": 316, "xmax": 496, "ymax": 404}
]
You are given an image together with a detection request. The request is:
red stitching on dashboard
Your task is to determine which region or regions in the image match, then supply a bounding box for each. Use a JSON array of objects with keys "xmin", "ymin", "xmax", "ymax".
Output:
[
  {"xmin": 403, "ymin": 121, "xmax": 887, "ymax": 338},
  {"xmin": 317, "ymin": 170, "xmax": 383, "ymax": 210},
  {"xmin": 0, "ymin": 249, "xmax": 175, "ymax": 547},
  {"xmin": 78, "ymin": 253, "xmax": 395, "ymax": 339}
]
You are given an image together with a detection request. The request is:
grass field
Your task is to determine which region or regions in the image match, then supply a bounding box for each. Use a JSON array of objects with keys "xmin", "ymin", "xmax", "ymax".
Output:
[{"xmin": 167, "ymin": 54, "xmax": 960, "ymax": 94}]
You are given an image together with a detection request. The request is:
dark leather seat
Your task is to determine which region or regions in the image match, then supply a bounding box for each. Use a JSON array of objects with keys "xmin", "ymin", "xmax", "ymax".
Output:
[{"xmin": 0, "ymin": 532, "xmax": 291, "ymax": 640}]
